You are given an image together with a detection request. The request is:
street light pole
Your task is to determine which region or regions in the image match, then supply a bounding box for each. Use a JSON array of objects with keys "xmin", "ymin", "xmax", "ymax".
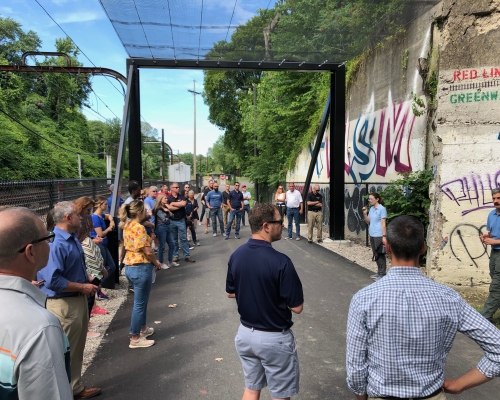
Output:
[
  {"xmin": 188, "ymin": 81, "xmax": 201, "ymax": 181},
  {"xmin": 161, "ymin": 129, "xmax": 165, "ymax": 181}
]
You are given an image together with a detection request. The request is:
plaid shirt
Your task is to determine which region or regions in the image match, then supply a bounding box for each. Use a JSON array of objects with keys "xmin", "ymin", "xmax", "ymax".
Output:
[{"xmin": 346, "ymin": 267, "xmax": 500, "ymax": 398}]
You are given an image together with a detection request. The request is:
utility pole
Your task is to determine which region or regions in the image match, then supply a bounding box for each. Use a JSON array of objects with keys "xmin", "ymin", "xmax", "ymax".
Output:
[
  {"xmin": 252, "ymin": 85, "xmax": 259, "ymax": 203},
  {"xmin": 188, "ymin": 81, "xmax": 201, "ymax": 181},
  {"xmin": 161, "ymin": 128, "xmax": 165, "ymax": 181},
  {"xmin": 77, "ymin": 153, "xmax": 82, "ymax": 180}
]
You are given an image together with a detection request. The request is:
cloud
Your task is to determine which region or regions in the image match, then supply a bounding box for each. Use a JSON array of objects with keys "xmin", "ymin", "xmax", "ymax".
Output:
[
  {"xmin": 0, "ymin": 7, "xmax": 14, "ymax": 14},
  {"xmin": 55, "ymin": 11, "xmax": 104, "ymax": 24}
]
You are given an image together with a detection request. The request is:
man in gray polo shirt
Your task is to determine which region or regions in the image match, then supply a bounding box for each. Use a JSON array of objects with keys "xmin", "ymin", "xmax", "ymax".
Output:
[{"xmin": 0, "ymin": 207, "xmax": 72, "ymax": 400}]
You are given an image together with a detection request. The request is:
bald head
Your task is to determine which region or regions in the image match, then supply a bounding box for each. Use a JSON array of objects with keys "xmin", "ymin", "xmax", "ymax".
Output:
[{"xmin": 0, "ymin": 207, "xmax": 42, "ymax": 266}]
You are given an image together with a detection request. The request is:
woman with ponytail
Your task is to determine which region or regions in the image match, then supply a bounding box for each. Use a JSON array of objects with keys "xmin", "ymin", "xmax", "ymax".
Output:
[
  {"xmin": 119, "ymin": 201, "xmax": 162, "ymax": 349},
  {"xmin": 362, "ymin": 192, "xmax": 387, "ymax": 281}
]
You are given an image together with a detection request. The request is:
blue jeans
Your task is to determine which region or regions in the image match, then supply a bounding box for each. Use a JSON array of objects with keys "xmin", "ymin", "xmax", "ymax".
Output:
[
  {"xmin": 170, "ymin": 219, "xmax": 190, "ymax": 258},
  {"xmin": 125, "ymin": 263, "xmax": 153, "ymax": 335},
  {"xmin": 188, "ymin": 221, "xmax": 198, "ymax": 243},
  {"xmin": 98, "ymin": 243, "xmax": 116, "ymax": 288},
  {"xmin": 156, "ymin": 224, "xmax": 175, "ymax": 264},
  {"xmin": 226, "ymin": 209, "xmax": 242, "ymax": 236},
  {"xmin": 210, "ymin": 207, "xmax": 224, "ymax": 234},
  {"xmin": 242, "ymin": 205, "xmax": 251, "ymax": 225},
  {"xmin": 287, "ymin": 208, "xmax": 300, "ymax": 238}
]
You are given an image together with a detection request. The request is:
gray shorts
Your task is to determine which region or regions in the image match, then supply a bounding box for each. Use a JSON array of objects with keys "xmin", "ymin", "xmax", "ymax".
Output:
[
  {"xmin": 204, "ymin": 207, "xmax": 211, "ymax": 219},
  {"xmin": 235, "ymin": 324, "xmax": 300, "ymax": 398}
]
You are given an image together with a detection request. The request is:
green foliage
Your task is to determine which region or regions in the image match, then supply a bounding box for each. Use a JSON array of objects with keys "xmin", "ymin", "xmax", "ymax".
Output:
[
  {"xmin": 427, "ymin": 70, "xmax": 438, "ymax": 109},
  {"xmin": 380, "ymin": 169, "xmax": 434, "ymax": 232},
  {"xmin": 411, "ymin": 91, "xmax": 426, "ymax": 117}
]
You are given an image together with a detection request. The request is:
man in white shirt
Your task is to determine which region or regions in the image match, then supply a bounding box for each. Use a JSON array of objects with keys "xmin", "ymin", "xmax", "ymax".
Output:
[
  {"xmin": 285, "ymin": 182, "xmax": 303, "ymax": 240},
  {"xmin": 241, "ymin": 185, "xmax": 251, "ymax": 226}
]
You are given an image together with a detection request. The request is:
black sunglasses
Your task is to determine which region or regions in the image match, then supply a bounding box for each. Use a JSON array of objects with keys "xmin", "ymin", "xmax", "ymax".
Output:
[
  {"xmin": 266, "ymin": 219, "xmax": 283, "ymax": 225},
  {"xmin": 18, "ymin": 232, "xmax": 56, "ymax": 253}
]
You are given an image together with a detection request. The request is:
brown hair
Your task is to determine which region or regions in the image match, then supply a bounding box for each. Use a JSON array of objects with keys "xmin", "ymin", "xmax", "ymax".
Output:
[
  {"xmin": 275, "ymin": 185, "xmax": 284, "ymax": 196},
  {"xmin": 77, "ymin": 214, "xmax": 94, "ymax": 242},
  {"xmin": 74, "ymin": 196, "xmax": 94, "ymax": 214},
  {"xmin": 152, "ymin": 194, "xmax": 166, "ymax": 214},
  {"xmin": 370, "ymin": 192, "xmax": 384, "ymax": 206},
  {"xmin": 249, "ymin": 203, "xmax": 279, "ymax": 234}
]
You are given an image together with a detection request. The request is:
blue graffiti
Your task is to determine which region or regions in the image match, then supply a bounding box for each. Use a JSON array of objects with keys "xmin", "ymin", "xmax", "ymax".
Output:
[
  {"xmin": 349, "ymin": 116, "xmax": 377, "ymax": 183},
  {"xmin": 309, "ymin": 141, "xmax": 325, "ymax": 178}
]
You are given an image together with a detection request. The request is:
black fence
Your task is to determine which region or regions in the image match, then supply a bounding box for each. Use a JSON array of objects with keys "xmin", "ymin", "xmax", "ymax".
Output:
[{"xmin": 0, "ymin": 178, "xmax": 201, "ymax": 219}]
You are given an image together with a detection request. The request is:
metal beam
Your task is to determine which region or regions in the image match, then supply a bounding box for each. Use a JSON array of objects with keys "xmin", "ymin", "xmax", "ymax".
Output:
[
  {"xmin": 1, "ymin": 65, "xmax": 127, "ymax": 88},
  {"xmin": 128, "ymin": 65, "xmax": 142, "ymax": 185},
  {"xmin": 330, "ymin": 66, "xmax": 346, "ymax": 240},
  {"xmin": 302, "ymin": 89, "xmax": 331, "ymax": 201},
  {"xmin": 127, "ymin": 58, "xmax": 340, "ymax": 72}
]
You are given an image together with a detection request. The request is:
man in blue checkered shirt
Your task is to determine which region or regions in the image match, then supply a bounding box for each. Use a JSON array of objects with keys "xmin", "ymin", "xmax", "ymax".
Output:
[{"xmin": 346, "ymin": 215, "xmax": 500, "ymax": 400}]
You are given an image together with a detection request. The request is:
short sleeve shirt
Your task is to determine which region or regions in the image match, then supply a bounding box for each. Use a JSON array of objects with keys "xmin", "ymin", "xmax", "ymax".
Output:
[
  {"xmin": 228, "ymin": 190, "xmax": 244, "ymax": 209},
  {"xmin": 90, "ymin": 213, "xmax": 108, "ymax": 245},
  {"xmin": 243, "ymin": 191, "xmax": 251, "ymax": 205},
  {"xmin": 123, "ymin": 220, "xmax": 151, "ymax": 265},
  {"xmin": 226, "ymin": 239, "xmax": 304, "ymax": 330},
  {"xmin": 306, "ymin": 191, "xmax": 323, "ymax": 212},
  {"xmin": 487, "ymin": 209, "xmax": 500, "ymax": 250},
  {"xmin": 286, "ymin": 190, "xmax": 303, "ymax": 208},
  {"xmin": 368, "ymin": 204, "xmax": 387, "ymax": 237},
  {"xmin": 167, "ymin": 194, "xmax": 187, "ymax": 220}
]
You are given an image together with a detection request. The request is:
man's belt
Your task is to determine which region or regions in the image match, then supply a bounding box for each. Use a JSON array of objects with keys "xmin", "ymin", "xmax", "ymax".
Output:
[
  {"xmin": 492, "ymin": 248, "xmax": 500, "ymax": 252},
  {"xmin": 380, "ymin": 387, "xmax": 443, "ymax": 400},
  {"xmin": 288, "ymin": 207, "xmax": 299, "ymax": 209},
  {"xmin": 48, "ymin": 292, "xmax": 81, "ymax": 299},
  {"xmin": 241, "ymin": 323, "xmax": 288, "ymax": 333},
  {"xmin": 309, "ymin": 209, "xmax": 321, "ymax": 212}
]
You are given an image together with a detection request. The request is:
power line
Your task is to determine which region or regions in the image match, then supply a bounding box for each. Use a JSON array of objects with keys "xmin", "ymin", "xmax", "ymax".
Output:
[
  {"xmin": 197, "ymin": 0, "xmax": 204, "ymax": 60},
  {"xmin": 34, "ymin": 0, "xmax": 125, "ymax": 98},
  {"xmin": 0, "ymin": 108, "xmax": 105, "ymax": 156}
]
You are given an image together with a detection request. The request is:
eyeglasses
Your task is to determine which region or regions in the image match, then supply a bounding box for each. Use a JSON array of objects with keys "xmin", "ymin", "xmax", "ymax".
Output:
[
  {"xmin": 18, "ymin": 232, "xmax": 56, "ymax": 253},
  {"xmin": 151, "ymin": 190, "xmax": 157, "ymax": 192},
  {"xmin": 171, "ymin": 186, "xmax": 179, "ymax": 189},
  {"xmin": 266, "ymin": 219, "xmax": 283, "ymax": 225}
]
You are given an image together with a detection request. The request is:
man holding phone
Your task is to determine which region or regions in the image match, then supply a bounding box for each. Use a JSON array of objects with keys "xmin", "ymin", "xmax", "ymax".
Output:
[
  {"xmin": 37, "ymin": 202, "xmax": 101, "ymax": 399},
  {"xmin": 0, "ymin": 207, "xmax": 73, "ymax": 400}
]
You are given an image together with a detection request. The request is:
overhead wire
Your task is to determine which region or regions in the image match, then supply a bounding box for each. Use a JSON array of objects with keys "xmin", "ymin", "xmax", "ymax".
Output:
[
  {"xmin": 132, "ymin": 0, "xmax": 154, "ymax": 59},
  {"xmin": 0, "ymin": 108, "xmax": 105, "ymax": 156},
  {"xmin": 165, "ymin": 0, "xmax": 177, "ymax": 59},
  {"xmin": 197, "ymin": 0, "xmax": 204, "ymax": 60},
  {"xmin": 34, "ymin": 0, "xmax": 125, "ymax": 98}
]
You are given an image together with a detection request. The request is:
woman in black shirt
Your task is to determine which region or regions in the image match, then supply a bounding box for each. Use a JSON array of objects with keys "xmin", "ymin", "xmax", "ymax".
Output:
[{"xmin": 153, "ymin": 194, "xmax": 178, "ymax": 268}]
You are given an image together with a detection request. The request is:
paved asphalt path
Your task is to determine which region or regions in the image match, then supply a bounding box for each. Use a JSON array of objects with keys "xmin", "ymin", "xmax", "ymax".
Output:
[{"xmin": 85, "ymin": 226, "xmax": 500, "ymax": 399}]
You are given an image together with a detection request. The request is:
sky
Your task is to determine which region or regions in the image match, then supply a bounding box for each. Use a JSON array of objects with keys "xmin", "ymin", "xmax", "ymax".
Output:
[{"xmin": 0, "ymin": 0, "xmax": 266, "ymax": 155}]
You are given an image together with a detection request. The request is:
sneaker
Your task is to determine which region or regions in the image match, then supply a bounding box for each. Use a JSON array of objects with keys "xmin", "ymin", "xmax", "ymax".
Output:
[
  {"xmin": 91, "ymin": 306, "xmax": 108, "ymax": 316},
  {"xmin": 161, "ymin": 263, "xmax": 170, "ymax": 270},
  {"xmin": 189, "ymin": 246, "xmax": 195, "ymax": 250},
  {"xmin": 296, "ymin": 237, "xmax": 301, "ymax": 241},
  {"xmin": 284, "ymin": 237, "xmax": 292, "ymax": 240},
  {"xmin": 140, "ymin": 327, "xmax": 154, "ymax": 338},
  {"xmin": 235, "ymin": 235, "xmax": 240, "ymax": 239},
  {"xmin": 213, "ymin": 233, "xmax": 217, "ymax": 237},
  {"xmin": 128, "ymin": 286, "xmax": 134, "ymax": 293},
  {"xmin": 88, "ymin": 321, "xmax": 102, "ymax": 329},
  {"xmin": 224, "ymin": 236, "xmax": 229, "ymax": 240},
  {"xmin": 308, "ymin": 240, "xmax": 312, "ymax": 244},
  {"xmin": 168, "ymin": 261, "xmax": 180, "ymax": 267},
  {"xmin": 97, "ymin": 291, "xmax": 109, "ymax": 301},
  {"xmin": 173, "ymin": 257, "xmax": 179, "ymax": 262},
  {"xmin": 129, "ymin": 337, "xmax": 155, "ymax": 349},
  {"xmin": 184, "ymin": 257, "xmax": 196, "ymax": 263},
  {"xmin": 370, "ymin": 273, "xmax": 379, "ymax": 279},
  {"xmin": 223, "ymin": 233, "xmax": 227, "ymax": 237},
  {"xmin": 196, "ymin": 242, "xmax": 200, "ymax": 246},
  {"xmin": 318, "ymin": 239, "xmax": 323, "ymax": 244}
]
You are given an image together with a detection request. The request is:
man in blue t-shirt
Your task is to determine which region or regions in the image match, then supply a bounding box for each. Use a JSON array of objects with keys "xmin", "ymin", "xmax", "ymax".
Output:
[
  {"xmin": 107, "ymin": 184, "xmax": 124, "ymax": 215},
  {"xmin": 225, "ymin": 182, "xmax": 244, "ymax": 240},
  {"xmin": 206, "ymin": 182, "xmax": 224, "ymax": 236},
  {"xmin": 226, "ymin": 203, "xmax": 304, "ymax": 400},
  {"xmin": 480, "ymin": 187, "xmax": 500, "ymax": 322}
]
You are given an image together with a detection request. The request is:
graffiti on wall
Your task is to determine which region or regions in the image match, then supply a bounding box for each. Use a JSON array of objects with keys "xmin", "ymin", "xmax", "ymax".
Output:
[
  {"xmin": 439, "ymin": 170, "xmax": 500, "ymax": 216},
  {"xmin": 344, "ymin": 185, "xmax": 384, "ymax": 235},
  {"xmin": 345, "ymin": 92, "xmax": 418, "ymax": 183},
  {"xmin": 448, "ymin": 223, "xmax": 489, "ymax": 268}
]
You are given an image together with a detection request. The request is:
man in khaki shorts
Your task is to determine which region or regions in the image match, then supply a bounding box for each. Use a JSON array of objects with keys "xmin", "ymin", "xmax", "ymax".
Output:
[
  {"xmin": 346, "ymin": 215, "xmax": 500, "ymax": 400},
  {"xmin": 305, "ymin": 184, "xmax": 323, "ymax": 244},
  {"xmin": 226, "ymin": 203, "xmax": 304, "ymax": 399}
]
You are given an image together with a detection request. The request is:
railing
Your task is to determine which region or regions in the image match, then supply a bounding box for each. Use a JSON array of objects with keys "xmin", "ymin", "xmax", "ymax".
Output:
[{"xmin": 0, "ymin": 178, "xmax": 198, "ymax": 218}]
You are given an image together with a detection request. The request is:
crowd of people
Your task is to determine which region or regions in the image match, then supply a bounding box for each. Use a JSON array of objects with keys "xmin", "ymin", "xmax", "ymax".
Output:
[{"xmin": 1, "ymin": 180, "xmax": 500, "ymax": 400}]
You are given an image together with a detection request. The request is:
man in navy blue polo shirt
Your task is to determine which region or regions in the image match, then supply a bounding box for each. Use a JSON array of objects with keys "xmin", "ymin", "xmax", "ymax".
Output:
[
  {"xmin": 480, "ymin": 187, "xmax": 500, "ymax": 322},
  {"xmin": 225, "ymin": 181, "xmax": 245, "ymax": 240},
  {"xmin": 226, "ymin": 203, "xmax": 304, "ymax": 400}
]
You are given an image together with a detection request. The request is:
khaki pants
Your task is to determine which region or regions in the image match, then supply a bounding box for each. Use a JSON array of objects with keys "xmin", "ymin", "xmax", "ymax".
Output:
[
  {"xmin": 369, "ymin": 389, "xmax": 446, "ymax": 400},
  {"xmin": 307, "ymin": 210, "xmax": 323, "ymax": 241},
  {"xmin": 223, "ymin": 206, "xmax": 235, "ymax": 229},
  {"xmin": 47, "ymin": 295, "xmax": 89, "ymax": 395}
]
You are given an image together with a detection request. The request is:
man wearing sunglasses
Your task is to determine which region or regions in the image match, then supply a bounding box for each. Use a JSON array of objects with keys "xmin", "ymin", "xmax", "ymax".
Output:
[
  {"xmin": 226, "ymin": 203, "xmax": 304, "ymax": 400},
  {"xmin": 37, "ymin": 202, "xmax": 101, "ymax": 399},
  {"xmin": 0, "ymin": 207, "xmax": 73, "ymax": 400}
]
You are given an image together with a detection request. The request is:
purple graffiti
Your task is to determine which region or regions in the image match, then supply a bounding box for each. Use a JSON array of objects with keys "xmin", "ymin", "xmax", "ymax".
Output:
[{"xmin": 440, "ymin": 170, "xmax": 500, "ymax": 215}]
